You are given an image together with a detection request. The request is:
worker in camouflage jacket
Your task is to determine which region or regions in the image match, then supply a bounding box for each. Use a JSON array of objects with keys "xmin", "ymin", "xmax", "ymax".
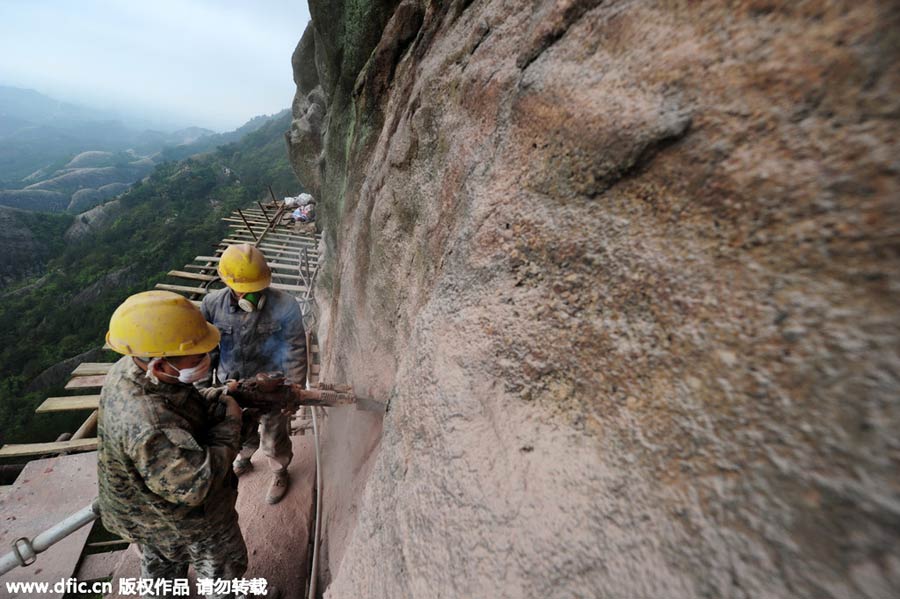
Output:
[
  {"xmin": 201, "ymin": 243, "xmax": 307, "ymax": 505},
  {"xmin": 97, "ymin": 291, "xmax": 246, "ymax": 599}
]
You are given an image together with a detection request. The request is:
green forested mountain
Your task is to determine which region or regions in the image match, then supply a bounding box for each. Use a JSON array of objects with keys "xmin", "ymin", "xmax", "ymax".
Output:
[
  {"xmin": 0, "ymin": 109, "xmax": 300, "ymax": 446},
  {"xmin": 0, "ymin": 87, "xmax": 292, "ymax": 215},
  {"xmin": 158, "ymin": 109, "xmax": 291, "ymax": 163},
  {"xmin": 0, "ymin": 86, "xmax": 213, "ymax": 190},
  {"xmin": 0, "ymin": 207, "xmax": 73, "ymax": 284}
]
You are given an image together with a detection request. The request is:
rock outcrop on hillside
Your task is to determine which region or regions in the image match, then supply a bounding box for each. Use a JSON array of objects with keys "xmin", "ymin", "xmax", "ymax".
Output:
[
  {"xmin": 0, "ymin": 206, "xmax": 49, "ymax": 286},
  {"xmin": 0, "ymin": 166, "xmax": 146, "ymax": 214},
  {"xmin": 65, "ymin": 151, "xmax": 116, "ymax": 169},
  {"xmin": 24, "ymin": 159, "xmax": 153, "ymax": 197},
  {"xmin": 67, "ymin": 182, "xmax": 130, "ymax": 212},
  {"xmin": 288, "ymin": 1, "xmax": 899, "ymax": 597},
  {"xmin": 0, "ymin": 156, "xmax": 151, "ymax": 213},
  {"xmin": 64, "ymin": 200, "xmax": 123, "ymax": 241},
  {"xmin": 24, "ymin": 347, "xmax": 108, "ymax": 393}
]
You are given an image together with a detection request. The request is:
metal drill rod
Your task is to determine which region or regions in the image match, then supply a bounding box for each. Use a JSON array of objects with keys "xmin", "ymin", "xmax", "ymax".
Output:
[{"xmin": 229, "ymin": 374, "xmax": 385, "ymax": 413}]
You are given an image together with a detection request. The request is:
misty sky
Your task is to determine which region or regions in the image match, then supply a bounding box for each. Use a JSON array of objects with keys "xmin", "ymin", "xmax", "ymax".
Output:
[{"xmin": 0, "ymin": 1, "xmax": 310, "ymax": 131}]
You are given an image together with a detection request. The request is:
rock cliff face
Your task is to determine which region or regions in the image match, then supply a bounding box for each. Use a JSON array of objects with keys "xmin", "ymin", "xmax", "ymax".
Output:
[
  {"xmin": 0, "ymin": 206, "xmax": 68, "ymax": 286},
  {"xmin": 67, "ymin": 182, "xmax": 130, "ymax": 212},
  {"xmin": 24, "ymin": 347, "xmax": 108, "ymax": 393},
  {"xmin": 288, "ymin": 1, "xmax": 899, "ymax": 597},
  {"xmin": 64, "ymin": 199, "xmax": 123, "ymax": 242}
]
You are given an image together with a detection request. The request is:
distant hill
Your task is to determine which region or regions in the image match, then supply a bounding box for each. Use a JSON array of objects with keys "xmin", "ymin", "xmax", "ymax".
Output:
[
  {"xmin": 0, "ymin": 85, "xmax": 109, "ymax": 125},
  {"xmin": 0, "ymin": 206, "xmax": 71, "ymax": 285},
  {"xmin": 0, "ymin": 85, "xmax": 214, "ymax": 189},
  {"xmin": 0, "ymin": 87, "xmax": 288, "ymax": 214},
  {"xmin": 157, "ymin": 109, "xmax": 291, "ymax": 163}
]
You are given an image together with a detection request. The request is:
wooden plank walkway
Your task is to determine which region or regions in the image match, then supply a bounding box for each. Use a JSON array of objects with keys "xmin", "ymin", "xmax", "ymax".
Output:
[
  {"xmin": 0, "ymin": 438, "xmax": 98, "ymax": 458},
  {"xmin": 76, "ymin": 550, "xmax": 127, "ymax": 582},
  {"xmin": 71, "ymin": 363, "xmax": 113, "ymax": 376},
  {"xmin": 194, "ymin": 256, "xmax": 310, "ymax": 272},
  {"xmin": 156, "ymin": 281, "xmax": 307, "ymax": 295},
  {"xmin": 226, "ymin": 224, "xmax": 319, "ymax": 239},
  {"xmin": 36, "ymin": 395, "xmax": 101, "ymax": 413},
  {"xmin": 168, "ymin": 268, "xmax": 306, "ymax": 283},
  {"xmin": 0, "ymin": 452, "xmax": 99, "ymax": 596},
  {"xmin": 65, "ymin": 375, "xmax": 106, "ymax": 390},
  {"xmin": 167, "ymin": 269, "xmax": 216, "ymax": 282},
  {"xmin": 224, "ymin": 233, "xmax": 319, "ymax": 247},
  {"xmin": 53, "ymin": 362, "xmax": 323, "ymax": 401}
]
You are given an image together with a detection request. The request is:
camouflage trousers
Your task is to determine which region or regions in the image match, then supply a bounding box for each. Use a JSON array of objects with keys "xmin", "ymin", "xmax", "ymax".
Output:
[
  {"xmin": 237, "ymin": 410, "xmax": 293, "ymax": 472},
  {"xmin": 139, "ymin": 520, "xmax": 248, "ymax": 599}
]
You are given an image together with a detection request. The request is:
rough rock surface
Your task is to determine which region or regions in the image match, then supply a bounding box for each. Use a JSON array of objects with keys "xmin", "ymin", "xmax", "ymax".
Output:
[
  {"xmin": 0, "ymin": 206, "xmax": 63, "ymax": 285},
  {"xmin": 24, "ymin": 347, "xmax": 108, "ymax": 393},
  {"xmin": 67, "ymin": 182, "xmax": 130, "ymax": 212},
  {"xmin": 68, "ymin": 263, "xmax": 141, "ymax": 306},
  {"xmin": 64, "ymin": 199, "xmax": 123, "ymax": 241},
  {"xmin": 65, "ymin": 150, "xmax": 115, "ymax": 169},
  {"xmin": 288, "ymin": 1, "xmax": 900, "ymax": 598},
  {"xmin": 24, "ymin": 159, "xmax": 153, "ymax": 197}
]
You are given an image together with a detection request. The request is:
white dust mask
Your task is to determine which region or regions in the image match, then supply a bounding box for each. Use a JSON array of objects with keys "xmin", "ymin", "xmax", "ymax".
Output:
[{"xmin": 165, "ymin": 354, "xmax": 212, "ymax": 384}]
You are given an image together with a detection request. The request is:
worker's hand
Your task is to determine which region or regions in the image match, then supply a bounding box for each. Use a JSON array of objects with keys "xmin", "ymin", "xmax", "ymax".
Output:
[
  {"xmin": 207, "ymin": 395, "xmax": 243, "ymax": 452},
  {"xmin": 199, "ymin": 386, "xmax": 226, "ymax": 402}
]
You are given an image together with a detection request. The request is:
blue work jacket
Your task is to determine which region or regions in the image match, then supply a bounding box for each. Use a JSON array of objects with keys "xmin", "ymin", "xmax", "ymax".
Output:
[{"xmin": 200, "ymin": 287, "xmax": 308, "ymax": 384}]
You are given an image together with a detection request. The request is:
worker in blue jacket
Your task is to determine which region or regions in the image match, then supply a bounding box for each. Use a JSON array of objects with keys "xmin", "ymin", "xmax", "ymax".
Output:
[{"xmin": 201, "ymin": 243, "xmax": 307, "ymax": 505}]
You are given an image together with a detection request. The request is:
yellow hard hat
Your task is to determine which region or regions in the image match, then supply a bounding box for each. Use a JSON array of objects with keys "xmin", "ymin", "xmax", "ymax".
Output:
[
  {"xmin": 217, "ymin": 243, "xmax": 272, "ymax": 293},
  {"xmin": 106, "ymin": 291, "xmax": 221, "ymax": 357}
]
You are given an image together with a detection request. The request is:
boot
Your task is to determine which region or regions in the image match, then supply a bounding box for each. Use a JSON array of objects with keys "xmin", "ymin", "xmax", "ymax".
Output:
[
  {"xmin": 233, "ymin": 457, "xmax": 253, "ymax": 477},
  {"xmin": 265, "ymin": 469, "xmax": 290, "ymax": 504}
]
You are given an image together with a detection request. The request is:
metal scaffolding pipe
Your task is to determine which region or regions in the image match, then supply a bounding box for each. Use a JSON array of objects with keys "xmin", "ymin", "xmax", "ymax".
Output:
[
  {"xmin": 0, "ymin": 499, "xmax": 100, "ymax": 576},
  {"xmin": 307, "ymin": 407, "xmax": 322, "ymax": 599},
  {"xmin": 236, "ymin": 209, "xmax": 259, "ymax": 242}
]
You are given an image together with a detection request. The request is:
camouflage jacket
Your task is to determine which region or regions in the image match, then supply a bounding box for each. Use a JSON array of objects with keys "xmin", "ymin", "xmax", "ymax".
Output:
[
  {"xmin": 200, "ymin": 287, "xmax": 307, "ymax": 384},
  {"xmin": 97, "ymin": 357, "xmax": 241, "ymax": 548}
]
